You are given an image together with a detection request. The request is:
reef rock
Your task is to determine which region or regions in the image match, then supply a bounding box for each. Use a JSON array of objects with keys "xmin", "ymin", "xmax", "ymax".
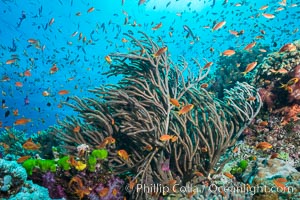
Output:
[{"xmin": 0, "ymin": 159, "xmax": 50, "ymax": 199}]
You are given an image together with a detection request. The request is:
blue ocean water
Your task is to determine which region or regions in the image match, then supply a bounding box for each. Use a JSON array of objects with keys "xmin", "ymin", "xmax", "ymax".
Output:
[{"xmin": 0, "ymin": 0, "xmax": 299, "ymax": 135}]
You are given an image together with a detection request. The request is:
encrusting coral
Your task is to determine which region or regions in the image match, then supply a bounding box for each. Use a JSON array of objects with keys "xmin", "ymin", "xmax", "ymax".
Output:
[
  {"xmin": 0, "ymin": 159, "xmax": 50, "ymax": 199},
  {"xmin": 50, "ymin": 32, "xmax": 262, "ymax": 199}
]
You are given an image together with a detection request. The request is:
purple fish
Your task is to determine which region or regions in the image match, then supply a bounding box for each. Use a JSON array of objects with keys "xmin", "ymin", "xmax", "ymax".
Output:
[
  {"xmin": 24, "ymin": 96, "xmax": 29, "ymax": 105},
  {"xmin": 161, "ymin": 158, "xmax": 170, "ymax": 171}
]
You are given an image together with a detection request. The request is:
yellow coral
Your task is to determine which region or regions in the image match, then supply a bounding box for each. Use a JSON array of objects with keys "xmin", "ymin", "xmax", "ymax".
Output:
[{"xmin": 75, "ymin": 161, "xmax": 87, "ymax": 171}]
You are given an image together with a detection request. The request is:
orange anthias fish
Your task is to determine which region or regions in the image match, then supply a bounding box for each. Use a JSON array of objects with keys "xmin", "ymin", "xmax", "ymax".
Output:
[
  {"xmin": 278, "ymin": 0, "xmax": 286, "ymax": 6},
  {"xmin": 98, "ymin": 136, "xmax": 116, "ymax": 148},
  {"xmin": 194, "ymin": 171, "xmax": 204, "ymax": 177},
  {"xmin": 143, "ymin": 144, "xmax": 153, "ymax": 151},
  {"xmin": 256, "ymin": 142, "xmax": 272, "ymax": 150},
  {"xmin": 223, "ymin": 172, "xmax": 234, "ymax": 179},
  {"xmin": 24, "ymin": 70, "xmax": 32, "ymax": 77},
  {"xmin": 178, "ymin": 104, "xmax": 194, "ymax": 115},
  {"xmin": 247, "ymin": 96, "xmax": 256, "ymax": 101},
  {"xmin": 260, "ymin": 5, "xmax": 269, "ymax": 10},
  {"xmin": 73, "ymin": 125, "xmax": 80, "ymax": 133},
  {"xmin": 117, "ymin": 149, "xmax": 129, "ymax": 160},
  {"xmin": 201, "ymin": 83, "xmax": 209, "ymax": 88},
  {"xmin": 153, "ymin": 46, "xmax": 168, "ymax": 57},
  {"xmin": 6, "ymin": 58, "xmax": 17, "ymax": 65},
  {"xmin": 270, "ymin": 68, "xmax": 288, "ymax": 74},
  {"xmin": 27, "ymin": 39, "xmax": 39, "ymax": 44},
  {"xmin": 22, "ymin": 138, "xmax": 41, "ymax": 150},
  {"xmin": 15, "ymin": 82, "xmax": 23, "ymax": 87},
  {"xmin": 244, "ymin": 42, "xmax": 256, "ymax": 50},
  {"xmin": 105, "ymin": 55, "xmax": 112, "ymax": 64},
  {"xmin": 262, "ymin": 13, "xmax": 275, "ymax": 19},
  {"xmin": 159, "ymin": 134, "xmax": 178, "ymax": 142},
  {"xmin": 279, "ymin": 43, "xmax": 297, "ymax": 53},
  {"xmin": 0, "ymin": 142, "xmax": 9, "ymax": 150},
  {"xmin": 14, "ymin": 118, "xmax": 32, "ymax": 125},
  {"xmin": 275, "ymin": 7, "xmax": 284, "ymax": 12},
  {"xmin": 279, "ymin": 78, "xmax": 299, "ymax": 92},
  {"xmin": 270, "ymin": 153, "xmax": 279, "ymax": 159},
  {"xmin": 13, "ymin": 109, "xmax": 19, "ymax": 116},
  {"xmin": 212, "ymin": 21, "xmax": 226, "ymax": 31},
  {"xmin": 222, "ymin": 49, "xmax": 235, "ymax": 56},
  {"xmin": 17, "ymin": 155, "xmax": 31, "ymax": 163},
  {"xmin": 258, "ymin": 121, "xmax": 268, "ymax": 126},
  {"xmin": 203, "ymin": 62, "xmax": 213, "ymax": 69},
  {"xmin": 42, "ymin": 91, "xmax": 50, "ymax": 97},
  {"xmin": 50, "ymin": 64, "xmax": 58, "ymax": 74},
  {"xmin": 152, "ymin": 22, "xmax": 162, "ymax": 30},
  {"xmin": 87, "ymin": 7, "xmax": 95, "ymax": 13},
  {"xmin": 229, "ymin": 30, "xmax": 239, "ymax": 36},
  {"xmin": 58, "ymin": 90, "xmax": 70, "ymax": 95},
  {"xmin": 170, "ymin": 98, "xmax": 180, "ymax": 107},
  {"xmin": 242, "ymin": 61, "xmax": 258, "ymax": 75}
]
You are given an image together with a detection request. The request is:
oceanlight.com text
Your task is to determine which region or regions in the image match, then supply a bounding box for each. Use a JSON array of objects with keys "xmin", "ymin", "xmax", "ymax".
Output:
[{"xmin": 127, "ymin": 183, "xmax": 295, "ymax": 196}]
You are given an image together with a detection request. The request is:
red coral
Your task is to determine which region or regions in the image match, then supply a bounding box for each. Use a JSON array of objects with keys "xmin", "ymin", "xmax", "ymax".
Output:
[{"xmin": 274, "ymin": 104, "xmax": 300, "ymax": 125}]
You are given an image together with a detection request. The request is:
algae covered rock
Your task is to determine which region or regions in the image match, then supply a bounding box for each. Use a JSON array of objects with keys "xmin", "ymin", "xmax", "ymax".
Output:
[{"xmin": 255, "ymin": 158, "xmax": 298, "ymax": 181}]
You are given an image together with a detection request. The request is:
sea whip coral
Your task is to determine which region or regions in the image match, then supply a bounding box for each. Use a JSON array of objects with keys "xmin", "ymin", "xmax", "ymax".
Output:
[{"xmin": 51, "ymin": 32, "xmax": 262, "ymax": 199}]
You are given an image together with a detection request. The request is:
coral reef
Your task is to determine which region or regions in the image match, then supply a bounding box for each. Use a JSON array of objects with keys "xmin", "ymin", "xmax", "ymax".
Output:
[
  {"xmin": 0, "ymin": 159, "xmax": 50, "ymax": 199},
  {"xmin": 0, "ymin": 128, "xmax": 62, "ymax": 161},
  {"xmin": 9, "ymin": 180, "xmax": 51, "ymax": 200},
  {"xmin": 253, "ymin": 41, "xmax": 300, "ymax": 111},
  {"xmin": 212, "ymin": 43, "xmax": 269, "ymax": 98},
  {"xmin": 0, "ymin": 159, "xmax": 27, "ymax": 198},
  {"xmin": 49, "ymin": 32, "xmax": 262, "ymax": 199},
  {"xmin": 22, "ymin": 148, "xmax": 125, "ymax": 199}
]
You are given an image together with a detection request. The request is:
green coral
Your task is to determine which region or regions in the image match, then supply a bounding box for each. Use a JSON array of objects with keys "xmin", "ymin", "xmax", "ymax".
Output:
[
  {"xmin": 88, "ymin": 149, "xmax": 108, "ymax": 172},
  {"xmin": 22, "ymin": 149, "xmax": 109, "ymax": 175},
  {"xmin": 57, "ymin": 156, "xmax": 71, "ymax": 170},
  {"xmin": 22, "ymin": 159, "xmax": 56, "ymax": 175},
  {"xmin": 91, "ymin": 149, "xmax": 108, "ymax": 159},
  {"xmin": 22, "ymin": 159, "xmax": 36, "ymax": 175},
  {"xmin": 230, "ymin": 159, "xmax": 249, "ymax": 176},
  {"xmin": 36, "ymin": 159, "xmax": 56, "ymax": 172},
  {"xmin": 278, "ymin": 151, "xmax": 289, "ymax": 161},
  {"xmin": 238, "ymin": 160, "xmax": 248, "ymax": 171},
  {"xmin": 88, "ymin": 155, "xmax": 97, "ymax": 172}
]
